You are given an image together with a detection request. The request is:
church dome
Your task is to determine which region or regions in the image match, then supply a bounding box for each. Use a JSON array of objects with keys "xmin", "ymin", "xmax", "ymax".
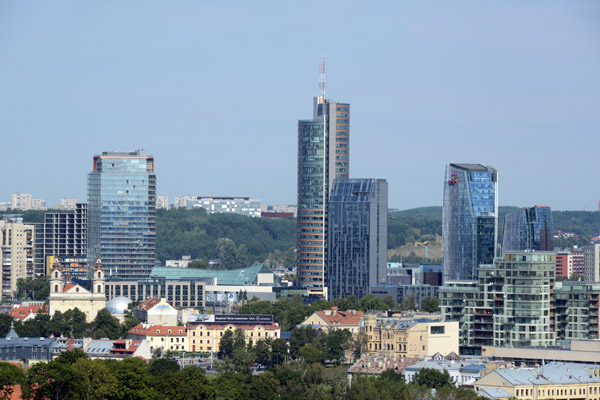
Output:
[{"xmin": 106, "ymin": 296, "xmax": 132, "ymax": 314}]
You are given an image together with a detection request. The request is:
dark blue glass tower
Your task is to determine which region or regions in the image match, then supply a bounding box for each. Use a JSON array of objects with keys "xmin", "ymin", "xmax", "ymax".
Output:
[
  {"xmin": 502, "ymin": 206, "xmax": 553, "ymax": 256},
  {"xmin": 442, "ymin": 164, "xmax": 498, "ymax": 283},
  {"xmin": 326, "ymin": 179, "xmax": 387, "ymax": 300},
  {"xmin": 87, "ymin": 150, "xmax": 156, "ymax": 280}
]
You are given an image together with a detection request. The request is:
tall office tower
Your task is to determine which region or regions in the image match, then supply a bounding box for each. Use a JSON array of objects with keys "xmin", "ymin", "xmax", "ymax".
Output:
[
  {"xmin": 37, "ymin": 203, "xmax": 87, "ymax": 278},
  {"xmin": 442, "ymin": 164, "xmax": 498, "ymax": 283},
  {"xmin": 584, "ymin": 244, "xmax": 600, "ymax": 282},
  {"xmin": 502, "ymin": 206, "xmax": 553, "ymax": 256},
  {"xmin": 87, "ymin": 150, "xmax": 156, "ymax": 280},
  {"xmin": 326, "ymin": 179, "xmax": 387, "ymax": 300},
  {"xmin": 0, "ymin": 216, "xmax": 34, "ymax": 299},
  {"xmin": 297, "ymin": 92, "xmax": 350, "ymax": 296}
]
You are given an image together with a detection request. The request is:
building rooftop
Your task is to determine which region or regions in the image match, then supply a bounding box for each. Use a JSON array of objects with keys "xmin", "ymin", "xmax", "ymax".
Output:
[
  {"xmin": 150, "ymin": 264, "xmax": 274, "ymax": 286},
  {"xmin": 7, "ymin": 304, "xmax": 47, "ymax": 321},
  {"xmin": 348, "ymin": 355, "xmax": 419, "ymax": 375},
  {"xmin": 450, "ymin": 163, "xmax": 491, "ymax": 172},
  {"xmin": 135, "ymin": 298, "xmax": 162, "ymax": 311},
  {"xmin": 313, "ymin": 308, "xmax": 363, "ymax": 326},
  {"xmin": 490, "ymin": 362, "xmax": 600, "ymax": 386},
  {"xmin": 128, "ymin": 323, "xmax": 187, "ymax": 337}
]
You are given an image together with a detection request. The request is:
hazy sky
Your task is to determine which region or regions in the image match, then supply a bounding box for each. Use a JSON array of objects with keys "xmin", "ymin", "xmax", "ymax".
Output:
[{"xmin": 1, "ymin": 1, "xmax": 598, "ymax": 211}]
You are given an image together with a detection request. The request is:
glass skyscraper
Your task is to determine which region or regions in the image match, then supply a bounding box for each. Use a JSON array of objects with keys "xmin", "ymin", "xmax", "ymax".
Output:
[
  {"xmin": 297, "ymin": 96, "xmax": 349, "ymax": 295},
  {"xmin": 502, "ymin": 206, "xmax": 553, "ymax": 256},
  {"xmin": 87, "ymin": 150, "xmax": 156, "ymax": 280},
  {"xmin": 442, "ymin": 163, "xmax": 498, "ymax": 283},
  {"xmin": 326, "ymin": 179, "xmax": 387, "ymax": 300}
]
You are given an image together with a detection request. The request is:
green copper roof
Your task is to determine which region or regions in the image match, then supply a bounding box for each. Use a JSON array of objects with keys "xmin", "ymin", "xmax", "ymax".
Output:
[{"xmin": 150, "ymin": 264, "xmax": 275, "ymax": 286}]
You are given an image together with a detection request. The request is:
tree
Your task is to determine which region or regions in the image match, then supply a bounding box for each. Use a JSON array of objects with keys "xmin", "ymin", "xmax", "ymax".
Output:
[
  {"xmin": 156, "ymin": 367, "xmax": 214, "ymax": 400},
  {"xmin": 298, "ymin": 345, "xmax": 321, "ymax": 364},
  {"xmin": 110, "ymin": 357, "xmax": 160, "ymax": 400},
  {"xmin": 0, "ymin": 362, "xmax": 25, "ymax": 400},
  {"xmin": 270, "ymin": 338, "xmax": 288, "ymax": 366},
  {"xmin": 420, "ymin": 296, "xmax": 440, "ymax": 313},
  {"xmin": 187, "ymin": 260, "xmax": 208, "ymax": 269},
  {"xmin": 219, "ymin": 329, "xmax": 234, "ymax": 358},
  {"xmin": 87, "ymin": 309, "xmax": 121, "ymax": 339},
  {"xmin": 320, "ymin": 329, "xmax": 352, "ymax": 363},
  {"xmin": 360, "ymin": 294, "xmax": 390, "ymax": 311},
  {"xmin": 336, "ymin": 295, "xmax": 360, "ymax": 311},
  {"xmin": 411, "ymin": 368, "xmax": 454, "ymax": 389},
  {"xmin": 72, "ymin": 358, "xmax": 119, "ymax": 400},
  {"xmin": 232, "ymin": 328, "xmax": 246, "ymax": 352},
  {"xmin": 15, "ymin": 276, "xmax": 50, "ymax": 301},
  {"xmin": 148, "ymin": 358, "xmax": 179, "ymax": 376},
  {"xmin": 217, "ymin": 238, "xmax": 238, "ymax": 269},
  {"xmin": 400, "ymin": 295, "xmax": 417, "ymax": 311}
]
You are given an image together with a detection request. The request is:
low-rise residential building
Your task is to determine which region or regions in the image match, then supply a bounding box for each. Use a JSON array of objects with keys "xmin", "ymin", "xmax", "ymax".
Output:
[
  {"xmin": 299, "ymin": 307, "xmax": 363, "ymax": 335},
  {"xmin": 127, "ymin": 323, "xmax": 188, "ymax": 353},
  {"xmin": 187, "ymin": 315, "xmax": 280, "ymax": 353},
  {"xmin": 364, "ymin": 313, "xmax": 458, "ymax": 358},
  {"xmin": 475, "ymin": 362, "xmax": 600, "ymax": 400},
  {"xmin": 134, "ymin": 298, "xmax": 178, "ymax": 326},
  {"xmin": 84, "ymin": 339, "xmax": 151, "ymax": 360},
  {"xmin": 7, "ymin": 303, "xmax": 47, "ymax": 322},
  {"xmin": 404, "ymin": 355, "xmax": 488, "ymax": 387}
]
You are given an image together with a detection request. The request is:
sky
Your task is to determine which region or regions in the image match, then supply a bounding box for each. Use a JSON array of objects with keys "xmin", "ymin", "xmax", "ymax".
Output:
[{"xmin": 0, "ymin": 1, "xmax": 599, "ymax": 211}]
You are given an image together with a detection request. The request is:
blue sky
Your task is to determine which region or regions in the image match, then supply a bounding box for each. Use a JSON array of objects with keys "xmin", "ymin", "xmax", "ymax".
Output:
[{"xmin": 0, "ymin": 1, "xmax": 598, "ymax": 210}]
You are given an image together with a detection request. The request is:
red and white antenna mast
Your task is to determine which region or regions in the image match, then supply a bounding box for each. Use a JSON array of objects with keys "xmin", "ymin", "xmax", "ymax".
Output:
[{"xmin": 318, "ymin": 54, "xmax": 326, "ymax": 100}]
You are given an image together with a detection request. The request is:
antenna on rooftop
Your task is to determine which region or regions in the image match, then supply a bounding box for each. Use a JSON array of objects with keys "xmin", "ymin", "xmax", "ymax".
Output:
[{"xmin": 318, "ymin": 54, "xmax": 326, "ymax": 100}]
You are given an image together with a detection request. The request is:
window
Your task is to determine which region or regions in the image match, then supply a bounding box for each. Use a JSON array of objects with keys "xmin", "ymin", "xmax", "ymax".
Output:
[{"xmin": 431, "ymin": 326, "xmax": 445, "ymax": 335}]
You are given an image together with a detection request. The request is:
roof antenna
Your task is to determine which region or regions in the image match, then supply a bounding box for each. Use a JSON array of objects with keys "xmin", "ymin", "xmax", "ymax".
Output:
[{"xmin": 318, "ymin": 54, "xmax": 326, "ymax": 101}]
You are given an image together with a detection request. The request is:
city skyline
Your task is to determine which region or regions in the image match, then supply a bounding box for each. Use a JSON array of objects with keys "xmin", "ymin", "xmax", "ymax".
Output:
[{"xmin": 1, "ymin": 2, "xmax": 599, "ymax": 211}]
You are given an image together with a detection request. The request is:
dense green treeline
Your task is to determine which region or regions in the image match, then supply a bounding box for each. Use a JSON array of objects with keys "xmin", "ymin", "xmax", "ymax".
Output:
[
  {"xmin": 0, "ymin": 349, "xmax": 484, "ymax": 400},
  {"xmin": 155, "ymin": 208, "xmax": 296, "ymax": 265}
]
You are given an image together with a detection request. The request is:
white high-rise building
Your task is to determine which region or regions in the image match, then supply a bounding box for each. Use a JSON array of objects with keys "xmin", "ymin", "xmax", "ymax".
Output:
[
  {"xmin": 0, "ymin": 216, "xmax": 35, "ymax": 299},
  {"xmin": 157, "ymin": 195, "xmax": 169, "ymax": 210},
  {"xmin": 60, "ymin": 198, "xmax": 77, "ymax": 210},
  {"xmin": 584, "ymin": 244, "xmax": 600, "ymax": 282},
  {"xmin": 11, "ymin": 193, "xmax": 32, "ymax": 211}
]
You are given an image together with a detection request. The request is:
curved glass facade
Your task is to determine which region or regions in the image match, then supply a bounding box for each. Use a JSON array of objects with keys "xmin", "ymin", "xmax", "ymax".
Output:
[
  {"xmin": 502, "ymin": 206, "xmax": 553, "ymax": 256},
  {"xmin": 88, "ymin": 151, "xmax": 156, "ymax": 280},
  {"xmin": 442, "ymin": 164, "xmax": 497, "ymax": 283}
]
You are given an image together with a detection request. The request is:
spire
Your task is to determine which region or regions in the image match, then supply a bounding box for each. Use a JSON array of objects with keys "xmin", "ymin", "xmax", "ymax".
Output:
[
  {"xmin": 318, "ymin": 55, "xmax": 326, "ymax": 102},
  {"xmin": 6, "ymin": 322, "xmax": 19, "ymax": 339}
]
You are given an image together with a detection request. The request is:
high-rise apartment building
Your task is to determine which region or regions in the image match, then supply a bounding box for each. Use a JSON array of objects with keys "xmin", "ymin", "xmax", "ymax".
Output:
[
  {"xmin": 440, "ymin": 252, "xmax": 555, "ymax": 355},
  {"xmin": 10, "ymin": 193, "xmax": 32, "ymax": 211},
  {"xmin": 38, "ymin": 203, "xmax": 87, "ymax": 278},
  {"xmin": 502, "ymin": 206, "xmax": 553, "ymax": 256},
  {"xmin": 59, "ymin": 198, "xmax": 77, "ymax": 210},
  {"xmin": 0, "ymin": 216, "xmax": 35, "ymax": 299},
  {"xmin": 584, "ymin": 244, "xmax": 600, "ymax": 282},
  {"xmin": 326, "ymin": 179, "xmax": 387, "ymax": 300},
  {"xmin": 156, "ymin": 195, "xmax": 169, "ymax": 210},
  {"xmin": 556, "ymin": 250, "xmax": 584, "ymax": 279},
  {"xmin": 442, "ymin": 164, "xmax": 498, "ymax": 283},
  {"xmin": 87, "ymin": 150, "xmax": 156, "ymax": 280},
  {"xmin": 297, "ymin": 95, "xmax": 349, "ymax": 296}
]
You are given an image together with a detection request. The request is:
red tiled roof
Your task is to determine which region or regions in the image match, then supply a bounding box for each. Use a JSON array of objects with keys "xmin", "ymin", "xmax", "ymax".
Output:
[
  {"xmin": 135, "ymin": 298, "xmax": 161, "ymax": 311},
  {"xmin": 8, "ymin": 304, "xmax": 47, "ymax": 321},
  {"xmin": 62, "ymin": 283, "xmax": 76, "ymax": 293},
  {"xmin": 315, "ymin": 308, "xmax": 364, "ymax": 326},
  {"xmin": 128, "ymin": 324, "xmax": 187, "ymax": 337}
]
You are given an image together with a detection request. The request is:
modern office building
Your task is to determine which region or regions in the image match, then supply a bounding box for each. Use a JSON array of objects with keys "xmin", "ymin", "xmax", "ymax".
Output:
[
  {"xmin": 297, "ymin": 94, "xmax": 350, "ymax": 296},
  {"xmin": 0, "ymin": 216, "xmax": 35, "ymax": 299},
  {"xmin": 584, "ymin": 244, "xmax": 600, "ymax": 282},
  {"xmin": 326, "ymin": 179, "xmax": 387, "ymax": 300},
  {"xmin": 502, "ymin": 205, "xmax": 553, "ymax": 256},
  {"xmin": 37, "ymin": 203, "xmax": 87, "ymax": 278},
  {"xmin": 440, "ymin": 252, "xmax": 555, "ymax": 355},
  {"xmin": 442, "ymin": 164, "xmax": 498, "ymax": 283},
  {"xmin": 87, "ymin": 150, "xmax": 156, "ymax": 280},
  {"xmin": 186, "ymin": 196, "xmax": 261, "ymax": 217}
]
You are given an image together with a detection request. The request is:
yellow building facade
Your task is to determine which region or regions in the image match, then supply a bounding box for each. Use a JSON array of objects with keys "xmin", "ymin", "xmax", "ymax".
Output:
[
  {"xmin": 364, "ymin": 314, "xmax": 458, "ymax": 358},
  {"xmin": 188, "ymin": 322, "xmax": 281, "ymax": 353}
]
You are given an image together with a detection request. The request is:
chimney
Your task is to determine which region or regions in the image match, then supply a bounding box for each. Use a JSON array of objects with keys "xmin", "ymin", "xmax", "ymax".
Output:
[{"xmin": 332, "ymin": 307, "xmax": 337, "ymax": 317}]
